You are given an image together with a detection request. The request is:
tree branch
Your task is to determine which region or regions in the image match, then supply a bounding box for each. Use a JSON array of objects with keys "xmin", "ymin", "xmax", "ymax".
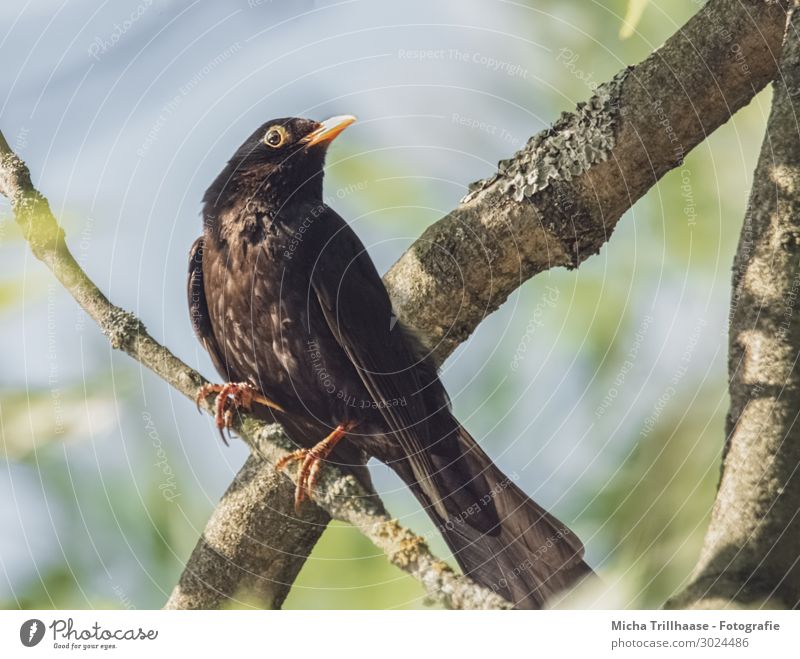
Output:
[
  {"xmin": 669, "ymin": 2, "xmax": 800, "ymax": 610},
  {"xmin": 388, "ymin": 0, "xmax": 789, "ymax": 362},
  {"xmin": 164, "ymin": 454, "xmax": 330, "ymax": 609}
]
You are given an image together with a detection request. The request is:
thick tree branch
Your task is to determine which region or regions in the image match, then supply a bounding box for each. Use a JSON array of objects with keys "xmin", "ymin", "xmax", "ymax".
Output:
[
  {"xmin": 388, "ymin": 0, "xmax": 789, "ymax": 362},
  {"xmin": 670, "ymin": 3, "xmax": 800, "ymax": 610},
  {"xmin": 164, "ymin": 454, "xmax": 330, "ymax": 609},
  {"xmin": 0, "ymin": 132, "xmax": 510, "ymax": 611}
]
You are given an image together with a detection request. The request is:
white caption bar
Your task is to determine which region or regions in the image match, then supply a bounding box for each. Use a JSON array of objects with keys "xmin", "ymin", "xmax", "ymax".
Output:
[{"xmin": 1, "ymin": 610, "xmax": 796, "ymax": 658}]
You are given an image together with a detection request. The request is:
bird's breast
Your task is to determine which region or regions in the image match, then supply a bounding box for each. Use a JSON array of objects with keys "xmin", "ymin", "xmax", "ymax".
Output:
[{"xmin": 202, "ymin": 227, "xmax": 365, "ymax": 422}]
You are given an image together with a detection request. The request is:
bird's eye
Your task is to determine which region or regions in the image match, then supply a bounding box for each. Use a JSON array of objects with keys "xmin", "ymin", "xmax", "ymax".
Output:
[{"xmin": 263, "ymin": 126, "xmax": 288, "ymax": 148}]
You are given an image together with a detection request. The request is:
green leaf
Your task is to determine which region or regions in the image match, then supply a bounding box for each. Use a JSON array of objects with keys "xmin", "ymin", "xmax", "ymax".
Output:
[{"xmin": 619, "ymin": 0, "xmax": 649, "ymax": 39}]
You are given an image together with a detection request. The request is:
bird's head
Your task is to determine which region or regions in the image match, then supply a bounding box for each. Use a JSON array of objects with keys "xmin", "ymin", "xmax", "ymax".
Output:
[{"xmin": 204, "ymin": 115, "xmax": 356, "ymax": 212}]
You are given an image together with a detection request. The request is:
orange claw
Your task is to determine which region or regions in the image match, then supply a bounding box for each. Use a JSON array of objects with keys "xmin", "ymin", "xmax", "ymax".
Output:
[
  {"xmin": 275, "ymin": 422, "xmax": 353, "ymax": 510},
  {"xmin": 195, "ymin": 381, "xmax": 285, "ymax": 445}
]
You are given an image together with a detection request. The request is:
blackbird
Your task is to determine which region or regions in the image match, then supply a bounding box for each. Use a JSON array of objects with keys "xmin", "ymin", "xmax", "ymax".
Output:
[{"xmin": 188, "ymin": 115, "xmax": 593, "ymax": 608}]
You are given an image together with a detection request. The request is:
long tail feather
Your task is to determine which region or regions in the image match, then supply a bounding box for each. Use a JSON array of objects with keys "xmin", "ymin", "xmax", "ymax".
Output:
[{"xmin": 391, "ymin": 416, "xmax": 593, "ymax": 608}]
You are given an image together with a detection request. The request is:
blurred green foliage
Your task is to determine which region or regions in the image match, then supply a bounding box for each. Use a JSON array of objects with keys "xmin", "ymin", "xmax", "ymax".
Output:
[{"xmin": 620, "ymin": 0, "xmax": 650, "ymax": 39}]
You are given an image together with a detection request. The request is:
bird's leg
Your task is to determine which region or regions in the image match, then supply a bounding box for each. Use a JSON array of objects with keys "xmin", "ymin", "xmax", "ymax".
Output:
[
  {"xmin": 275, "ymin": 421, "xmax": 355, "ymax": 510},
  {"xmin": 195, "ymin": 381, "xmax": 285, "ymax": 445}
]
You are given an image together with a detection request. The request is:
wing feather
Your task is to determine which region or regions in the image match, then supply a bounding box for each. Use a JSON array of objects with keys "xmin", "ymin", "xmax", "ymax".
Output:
[
  {"xmin": 308, "ymin": 211, "xmax": 447, "ymax": 515},
  {"xmin": 188, "ymin": 236, "xmax": 232, "ymax": 380}
]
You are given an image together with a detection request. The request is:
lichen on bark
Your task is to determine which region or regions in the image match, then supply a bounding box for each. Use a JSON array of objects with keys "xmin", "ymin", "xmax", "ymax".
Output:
[{"xmin": 462, "ymin": 68, "xmax": 630, "ymax": 203}]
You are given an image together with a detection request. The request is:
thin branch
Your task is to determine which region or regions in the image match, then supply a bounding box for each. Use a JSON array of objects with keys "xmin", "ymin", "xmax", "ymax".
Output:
[
  {"xmin": 0, "ymin": 132, "xmax": 510, "ymax": 610},
  {"xmin": 669, "ymin": 2, "xmax": 800, "ymax": 610}
]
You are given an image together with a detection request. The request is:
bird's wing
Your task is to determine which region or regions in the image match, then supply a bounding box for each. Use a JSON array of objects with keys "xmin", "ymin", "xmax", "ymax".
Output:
[
  {"xmin": 188, "ymin": 236, "xmax": 232, "ymax": 380},
  {"xmin": 308, "ymin": 210, "xmax": 448, "ymax": 515}
]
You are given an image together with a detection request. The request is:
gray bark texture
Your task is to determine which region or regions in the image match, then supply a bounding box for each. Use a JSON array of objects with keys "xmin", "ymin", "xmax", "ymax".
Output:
[
  {"xmin": 1, "ymin": 0, "xmax": 796, "ymax": 610},
  {"xmin": 388, "ymin": 0, "xmax": 789, "ymax": 362},
  {"xmin": 670, "ymin": 2, "xmax": 800, "ymax": 610},
  {"xmin": 164, "ymin": 454, "xmax": 330, "ymax": 609}
]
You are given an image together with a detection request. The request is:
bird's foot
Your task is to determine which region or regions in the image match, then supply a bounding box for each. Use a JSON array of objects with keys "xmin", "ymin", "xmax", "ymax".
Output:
[
  {"xmin": 275, "ymin": 422, "xmax": 354, "ymax": 510},
  {"xmin": 195, "ymin": 381, "xmax": 284, "ymax": 445}
]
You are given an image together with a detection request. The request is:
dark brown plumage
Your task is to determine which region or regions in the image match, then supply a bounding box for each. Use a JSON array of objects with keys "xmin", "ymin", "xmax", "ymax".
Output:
[{"xmin": 188, "ymin": 115, "xmax": 593, "ymax": 607}]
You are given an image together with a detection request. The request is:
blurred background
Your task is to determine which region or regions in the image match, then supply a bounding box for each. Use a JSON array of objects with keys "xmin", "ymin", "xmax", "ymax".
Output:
[{"xmin": 0, "ymin": 0, "xmax": 770, "ymax": 609}]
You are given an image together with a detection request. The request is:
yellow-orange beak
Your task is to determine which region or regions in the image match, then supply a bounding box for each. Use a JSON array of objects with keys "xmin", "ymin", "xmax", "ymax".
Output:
[{"xmin": 304, "ymin": 115, "xmax": 356, "ymax": 147}]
